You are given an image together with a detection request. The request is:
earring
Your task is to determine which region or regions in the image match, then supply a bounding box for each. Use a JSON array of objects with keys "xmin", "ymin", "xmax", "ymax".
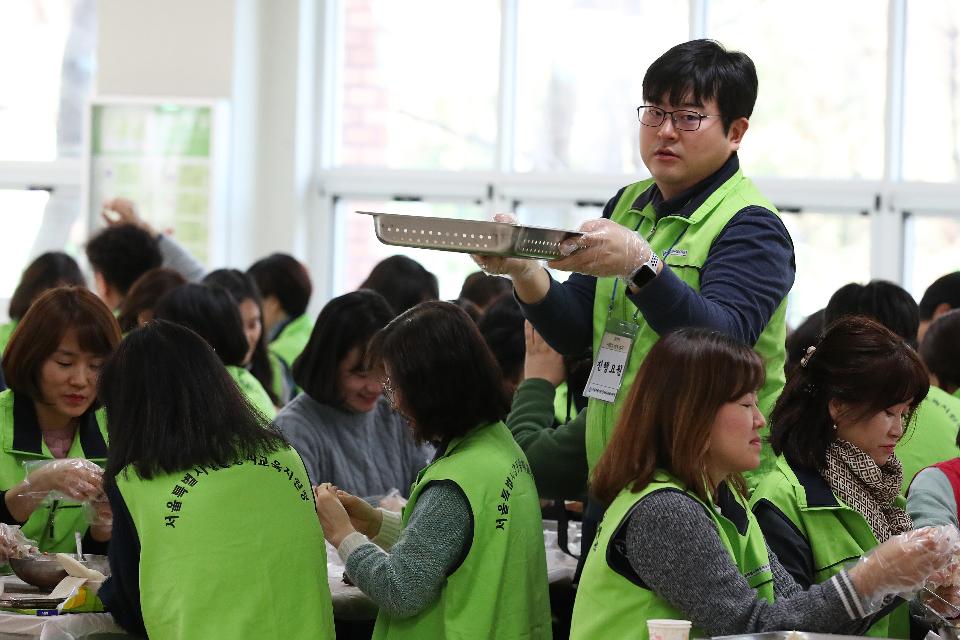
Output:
[{"xmin": 832, "ymin": 424, "xmax": 838, "ymax": 431}]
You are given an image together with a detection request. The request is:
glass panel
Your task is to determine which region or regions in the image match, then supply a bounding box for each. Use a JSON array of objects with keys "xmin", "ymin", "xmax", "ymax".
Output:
[
  {"xmin": 781, "ymin": 211, "xmax": 871, "ymax": 328},
  {"xmin": 0, "ymin": 0, "xmax": 96, "ymax": 160},
  {"xmin": 902, "ymin": 1, "xmax": 960, "ymax": 182},
  {"xmin": 337, "ymin": 0, "xmax": 500, "ymax": 169},
  {"xmin": 708, "ymin": 0, "xmax": 886, "ymax": 179},
  {"xmin": 903, "ymin": 214, "xmax": 960, "ymax": 299},
  {"xmin": 0, "ymin": 189, "xmax": 87, "ymax": 307},
  {"xmin": 336, "ymin": 199, "xmax": 488, "ymax": 300},
  {"xmin": 513, "ymin": 0, "xmax": 688, "ymax": 173}
]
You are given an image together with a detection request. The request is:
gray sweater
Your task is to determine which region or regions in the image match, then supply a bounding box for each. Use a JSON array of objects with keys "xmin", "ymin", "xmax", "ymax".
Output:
[
  {"xmin": 274, "ymin": 394, "xmax": 431, "ymax": 497},
  {"xmin": 624, "ymin": 490, "xmax": 870, "ymax": 636},
  {"xmin": 907, "ymin": 467, "xmax": 958, "ymax": 529}
]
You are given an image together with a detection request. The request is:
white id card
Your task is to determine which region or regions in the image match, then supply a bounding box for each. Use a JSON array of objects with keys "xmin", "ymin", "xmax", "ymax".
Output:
[{"xmin": 583, "ymin": 318, "xmax": 637, "ymax": 403}]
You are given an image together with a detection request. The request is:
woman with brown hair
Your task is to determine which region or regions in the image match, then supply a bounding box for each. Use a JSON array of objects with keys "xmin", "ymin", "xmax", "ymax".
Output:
[
  {"xmin": 570, "ymin": 328, "xmax": 956, "ymax": 640},
  {"xmin": 752, "ymin": 316, "xmax": 937, "ymax": 638},
  {"xmin": 0, "ymin": 286, "xmax": 120, "ymax": 553}
]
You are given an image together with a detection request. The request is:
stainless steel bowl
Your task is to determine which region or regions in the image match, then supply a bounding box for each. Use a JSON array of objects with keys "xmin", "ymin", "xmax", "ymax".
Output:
[{"xmin": 9, "ymin": 554, "xmax": 110, "ymax": 590}]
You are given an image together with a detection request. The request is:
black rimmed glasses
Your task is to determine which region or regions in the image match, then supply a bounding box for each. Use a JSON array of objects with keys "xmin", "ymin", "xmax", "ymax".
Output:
[{"xmin": 637, "ymin": 105, "xmax": 721, "ymax": 132}]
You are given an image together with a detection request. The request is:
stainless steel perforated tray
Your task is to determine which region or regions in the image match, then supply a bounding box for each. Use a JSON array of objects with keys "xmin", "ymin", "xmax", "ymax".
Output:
[{"xmin": 358, "ymin": 211, "xmax": 583, "ymax": 260}]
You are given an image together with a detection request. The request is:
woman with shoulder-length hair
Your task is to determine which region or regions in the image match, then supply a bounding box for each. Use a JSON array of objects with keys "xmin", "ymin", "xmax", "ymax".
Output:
[
  {"xmin": 752, "ymin": 316, "xmax": 936, "ymax": 638},
  {"xmin": 1, "ymin": 252, "xmax": 85, "ymax": 354},
  {"xmin": 0, "ymin": 286, "xmax": 119, "ymax": 553},
  {"xmin": 97, "ymin": 320, "xmax": 334, "ymax": 639},
  {"xmin": 153, "ymin": 283, "xmax": 277, "ymax": 418},
  {"xmin": 274, "ymin": 289, "xmax": 428, "ymax": 495},
  {"xmin": 571, "ymin": 328, "xmax": 955, "ymax": 640},
  {"xmin": 314, "ymin": 301, "xmax": 552, "ymax": 639}
]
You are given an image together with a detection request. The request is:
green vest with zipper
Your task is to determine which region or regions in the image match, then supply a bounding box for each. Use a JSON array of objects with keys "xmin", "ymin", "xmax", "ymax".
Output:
[
  {"xmin": 0, "ymin": 389, "xmax": 108, "ymax": 552},
  {"xmin": 587, "ymin": 172, "xmax": 788, "ymax": 479},
  {"xmin": 571, "ymin": 472, "xmax": 774, "ymax": 640},
  {"xmin": 225, "ymin": 365, "xmax": 277, "ymax": 420},
  {"xmin": 114, "ymin": 444, "xmax": 334, "ymax": 639},
  {"xmin": 0, "ymin": 321, "xmax": 16, "ymax": 357},
  {"xmin": 372, "ymin": 421, "xmax": 552, "ymax": 640},
  {"xmin": 269, "ymin": 314, "xmax": 312, "ymax": 370},
  {"xmin": 750, "ymin": 456, "xmax": 909, "ymax": 638}
]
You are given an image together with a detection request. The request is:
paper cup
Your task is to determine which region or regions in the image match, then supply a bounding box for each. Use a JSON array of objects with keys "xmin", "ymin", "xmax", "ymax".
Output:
[{"xmin": 647, "ymin": 618, "xmax": 692, "ymax": 640}]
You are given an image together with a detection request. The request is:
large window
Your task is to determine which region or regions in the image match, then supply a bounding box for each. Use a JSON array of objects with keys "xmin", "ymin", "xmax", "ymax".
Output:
[{"xmin": 903, "ymin": 213, "xmax": 960, "ymax": 299}]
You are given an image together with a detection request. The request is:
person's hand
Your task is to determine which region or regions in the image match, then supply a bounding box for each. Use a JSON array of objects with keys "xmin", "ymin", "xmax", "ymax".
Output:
[
  {"xmin": 101, "ymin": 197, "xmax": 157, "ymax": 236},
  {"xmin": 924, "ymin": 584, "xmax": 960, "ymax": 619},
  {"xmin": 24, "ymin": 459, "xmax": 103, "ymax": 502},
  {"xmin": 524, "ymin": 321, "xmax": 565, "ymax": 386},
  {"xmin": 472, "ymin": 214, "xmax": 543, "ymax": 282},
  {"xmin": 88, "ymin": 496, "xmax": 113, "ymax": 542},
  {"xmin": 314, "ymin": 483, "xmax": 355, "ymax": 547},
  {"xmin": 848, "ymin": 525, "xmax": 960, "ymax": 613},
  {"xmin": 0, "ymin": 524, "xmax": 37, "ymax": 562},
  {"xmin": 336, "ymin": 489, "xmax": 384, "ymax": 538},
  {"xmin": 547, "ymin": 218, "xmax": 653, "ymax": 279}
]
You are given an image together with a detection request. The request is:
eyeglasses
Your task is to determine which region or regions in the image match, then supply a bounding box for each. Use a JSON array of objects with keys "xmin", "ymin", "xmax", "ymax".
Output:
[{"xmin": 637, "ymin": 105, "xmax": 721, "ymax": 132}]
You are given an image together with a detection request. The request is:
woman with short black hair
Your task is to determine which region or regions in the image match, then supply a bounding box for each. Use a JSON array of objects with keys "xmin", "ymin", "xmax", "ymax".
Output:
[
  {"xmin": 752, "ymin": 316, "xmax": 932, "ymax": 638},
  {"xmin": 97, "ymin": 320, "xmax": 334, "ymax": 639},
  {"xmin": 153, "ymin": 283, "xmax": 277, "ymax": 418},
  {"xmin": 314, "ymin": 301, "xmax": 551, "ymax": 639},
  {"xmin": 274, "ymin": 290, "xmax": 428, "ymax": 495}
]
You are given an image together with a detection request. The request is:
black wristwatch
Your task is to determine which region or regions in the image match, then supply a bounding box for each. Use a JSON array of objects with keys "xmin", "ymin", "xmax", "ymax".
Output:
[{"xmin": 628, "ymin": 253, "xmax": 660, "ymax": 290}]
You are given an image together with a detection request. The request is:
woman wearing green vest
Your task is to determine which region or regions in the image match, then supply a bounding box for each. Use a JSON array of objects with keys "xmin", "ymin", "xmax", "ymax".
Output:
[
  {"xmin": 752, "ymin": 316, "xmax": 941, "ymax": 638},
  {"xmin": 0, "ymin": 287, "xmax": 119, "ymax": 553},
  {"xmin": 570, "ymin": 328, "xmax": 956, "ymax": 640},
  {"xmin": 204, "ymin": 268, "xmax": 293, "ymax": 405},
  {"xmin": 314, "ymin": 301, "xmax": 552, "ymax": 639},
  {"xmin": 97, "ymin": 320, "xmax": 334, "ymax": 638},
  {"xmin": 0, "ymin": 252, "xmax": 85, "ymax": 356},
  {"xmin": 247, "ymin": 253, "xmax": 313, "ymax": 371},
  {"xmin": 154, "ymin": 283, "xmax": 278, "ymax": 419}
]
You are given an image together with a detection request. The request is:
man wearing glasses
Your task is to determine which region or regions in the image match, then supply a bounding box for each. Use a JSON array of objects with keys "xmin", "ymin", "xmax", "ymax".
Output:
[{"xmin": 478, "ymin": 39, "xmax": 794, "ymax": 487}]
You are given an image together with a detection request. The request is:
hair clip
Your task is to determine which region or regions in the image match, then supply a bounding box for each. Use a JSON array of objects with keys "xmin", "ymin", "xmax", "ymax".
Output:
[{"xmin": 800, "ymin": 345, "xmax": 817, "ymax": 368}]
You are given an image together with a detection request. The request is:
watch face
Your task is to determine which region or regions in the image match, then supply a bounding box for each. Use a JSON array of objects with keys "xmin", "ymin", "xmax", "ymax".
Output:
[{"xmin": 631, "ymin": 263, "xmax": 657, "ymax": 289}]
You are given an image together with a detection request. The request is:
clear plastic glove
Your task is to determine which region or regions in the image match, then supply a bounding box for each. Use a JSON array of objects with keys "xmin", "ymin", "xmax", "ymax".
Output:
[
  {"xmin": 848, "ymin": 525, "xmax": 960, "ymax": 614},
  {"xmin": 922, "ymin": 584, "xmax": 960, "ymax": 619},
  {"xmin": 378, "ymin": 488, "xmax": 406, "ymax": 513},
  {"xmin": 548, "ymin": 218, "xmax": 652, "ymax": 279},
  {"xmin": 471, "ymin": 214, "xmax": 544, "ymax": 282},
  {"xmin": 21, "ymin": 459, "xmax": 104, "ymax": 502},
  {"xmin": 0, "ymin": 524, "xmax": 38, "ymax": 561},
  {"xmin": 524, "ymin": 320, "xmax": 566, "ymax": 386},
  {"xmin": 101, "ymin": 197, "xmax": 157, "ymax": 236},
  {"xmin": 85, "ymin": 495, "xmax": 113, "ymax": 528}
]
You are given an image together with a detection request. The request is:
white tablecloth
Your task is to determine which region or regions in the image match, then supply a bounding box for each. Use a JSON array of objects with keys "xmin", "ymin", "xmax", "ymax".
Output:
[{"xmin": 0, "ymin": 576, "xmax": 127, "ymax": 639}]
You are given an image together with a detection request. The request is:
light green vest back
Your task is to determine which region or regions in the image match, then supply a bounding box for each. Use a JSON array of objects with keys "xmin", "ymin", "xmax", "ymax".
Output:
[
  {"xmin": 226, "ymin": 365, "xmax": 277, "ymax": 420},
  {"xmin": 571, "ymin": 472, "xmax": 774, "ymax": 640},
  {"xmin": 269, "ymin": 314, "xmax": 312, "ymax": 370},
  {"xmin": 0, "ymin": 321, "xmax": 16, "ymax": 357},
  {"xmin": 372, "ymin": 422, "xmax": 552, "ymax": 640},
  {"xmin": 750, "ymin": 456, "xmax": 908, "ymax": 638},
  {"xmin": 587, "ymin": 172, "xmax": 788, "ymax": 479},
  {"xmin": 0, "ymin": 390, "xmax": 107, "ymax": 552},
  {"xmin": 896, "ymin": 387, "xmax": 960, "ymax": 493},
  {"xmin": 115, "ymin": 445, "xmax": 334, "ymax": 639}
]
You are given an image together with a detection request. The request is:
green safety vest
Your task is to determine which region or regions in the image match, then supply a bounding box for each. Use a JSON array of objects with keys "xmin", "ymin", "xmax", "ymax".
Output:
[
  {"xmin": 114, "ymin": 445, "xmax": 334, "ymax": 639},
  {"xmin": 750, "ymin": 456, "xmax": 909, "ymax": 638},
  {"xmin": 0, "ymin": 389, "xmax": 108, "ymax": 552},
  {"xmin": 269, "ymin": 314, "xmax": 312, "ymax": 370},
  {"xmin": 571, "ymin": 472, "xmax": 774, "ymax": 640},
  {"xmin": 225, "ymin": 365, "xmax": 277, "ymax": 420},
  {"xmin": 587, "ymin": 171, "xmax": 788, "ymax": 481},
  {"xmin": 896, "ymin": 387, "xmax": 960, "ymax": 493},
  {"xmin": 372, "ymin": 421, "xmax": 552, "ymax": 640},
  {"xmin": 267, "ymin": 351, "xmax": 291, "ymax": 403},
  {"xmin": 0, "ymin": 321, "xmax": 16, "ymax": 358}
]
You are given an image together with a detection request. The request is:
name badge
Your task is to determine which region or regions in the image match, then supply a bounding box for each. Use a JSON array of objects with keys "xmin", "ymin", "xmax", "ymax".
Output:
[{"xmin": 583, "ymin": 318, "xmax": 637, "ymax": 403}]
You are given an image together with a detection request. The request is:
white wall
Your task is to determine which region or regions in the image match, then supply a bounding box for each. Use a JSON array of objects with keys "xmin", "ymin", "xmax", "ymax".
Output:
[{"xmin": 95, "ymin": 0, "xmax": 324, "ymax": 302}]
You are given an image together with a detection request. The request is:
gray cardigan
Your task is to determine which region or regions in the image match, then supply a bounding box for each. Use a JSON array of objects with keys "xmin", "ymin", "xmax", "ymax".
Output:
[{"xmin": 274, "ymin": 394, "xmax": 431, "ymax": 497}]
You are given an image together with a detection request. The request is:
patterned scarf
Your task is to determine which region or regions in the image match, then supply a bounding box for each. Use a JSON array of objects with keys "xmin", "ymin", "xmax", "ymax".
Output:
[{"xmin": 822, "ymin": 439, "xmax": 912, "ymax": 542}]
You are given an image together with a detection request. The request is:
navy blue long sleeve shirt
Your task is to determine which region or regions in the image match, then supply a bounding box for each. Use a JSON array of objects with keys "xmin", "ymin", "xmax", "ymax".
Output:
[{"xmin": 519, "ymin": 154, "xmax": 795, "ymax": 353}]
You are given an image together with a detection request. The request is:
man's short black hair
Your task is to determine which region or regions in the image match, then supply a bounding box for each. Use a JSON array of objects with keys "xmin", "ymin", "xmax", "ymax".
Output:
[
  {"xmin": 919, "ymin": 272, "xmax": 960, "ymax": 320},
  {"xmin": 643, "ymin": 39, "xmax": 758, "ymax": 133},
  {"xmin": 824, "ymin": 280, "xmax": 919, "ymax": 346},
  {"xmin": 85, "ymin": 224, "xmax": 162, "ymax": 296},
  {"xmin": 247, "ymin": 253, "xmax": 312, "ymax": 318}
]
